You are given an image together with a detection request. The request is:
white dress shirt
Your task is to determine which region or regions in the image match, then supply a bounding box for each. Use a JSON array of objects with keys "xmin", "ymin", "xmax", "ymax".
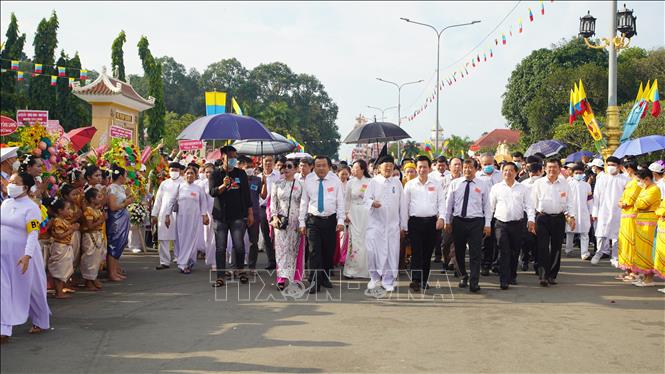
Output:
[
  {"xmin": 490, "ymin": 180, "xmax": 535, "ymax": 222},
  {"xmin": 403, "ymin": 177, "xmax": 446, "ymax": 219},
  {"xmin": 444, "ymin": 177, "xmax": 492, "ymax": 227},
  {"xmin": 298, "ymin": 172, "xmax": 345, "ymax": 227},
  {"xmin": 530, "ymin": 176, "xmax": 575, "ymax": 216},
  {"xmin": 259, "ymin": 169, "xmax": 281, "ymax": 207},
  {"xmin": 476, "ymin": 169, "xmax": 503, "ymax": 187}
]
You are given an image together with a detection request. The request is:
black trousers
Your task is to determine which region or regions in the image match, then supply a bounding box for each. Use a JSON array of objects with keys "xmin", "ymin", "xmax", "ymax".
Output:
[
  {"xmin": 495, "ymin": 219, "xmax": 524, "ymax": 285},
  {"xmin": 306, "ymin": 214, "xmax": 337, "ymax": 284},
  {"xmin": 259, "ymin": 206, "xmax": 276, "ymax": 268},
  {"xmin": 452, "ymin": 216, "xmax": 484, "ymax": 286},
  {"xmin": 535, "ymin": 213, "xmax": 565, "ymax": 280},
  {"xmin": 481, "ymin": 218, "xmax": 497, "ymax": 270},
  {"xmin": 408, "ymin": 216, "xmax": 437, "ymax": 287}
]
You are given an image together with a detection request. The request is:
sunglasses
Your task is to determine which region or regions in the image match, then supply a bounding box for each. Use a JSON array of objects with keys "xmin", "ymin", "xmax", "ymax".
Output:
[{"xmin": 283, "ymin": 164, "xmax": 295, "ymax": 169}]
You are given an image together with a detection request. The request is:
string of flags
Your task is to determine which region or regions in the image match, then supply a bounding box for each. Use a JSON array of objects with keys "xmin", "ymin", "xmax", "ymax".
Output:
[
  {"xmin": 403, "ymin": 0, "xmax": 556, "ymax": 124},
  {"xmin": 1, "ymin": 57, "xmax": 90, "ymax": 87}
]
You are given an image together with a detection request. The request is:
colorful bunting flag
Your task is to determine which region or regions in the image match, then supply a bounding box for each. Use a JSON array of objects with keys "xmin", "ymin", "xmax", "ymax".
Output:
[
  {"xmin": 540, "ymin": 0, "xmax": 545, "ymax": 15},
  {"xmin": 57, "ymin": 66, "xmax": 66, "ymax": 77},
  {"xmin": 502, "ymin": 33, "xmax": 507, "ymax": 45},
  {"xmin": 17, "ymin": 71, "xmax": 24, "ymax": 81},
  {"xmin": 10, "ymin": 60, "xmax": 18, "ymax": 70},
  {"xmin": 68, "ymin": 77, "xmax": 75, "ymax": 87},
  {"xmin": 50, "ymin": 75, "xmax": 57, "ymax": 86},
  {"xmin": 205, "ymin": 91, "xmax": 226, "ymax": 115},
  {"xmin": 519, "ymin": 18, "xmax": 523, "ymax": 33},
  {"xmin": 34, "ymin": 63, "xmax": 42, "ymax": 74},
  {"xmin": 529, "ymin": 8, "xmax": 534, "ymax": 22},
  {"xmin": 80, "ymin": 69, "xmax": 87, "ymax": 80}
]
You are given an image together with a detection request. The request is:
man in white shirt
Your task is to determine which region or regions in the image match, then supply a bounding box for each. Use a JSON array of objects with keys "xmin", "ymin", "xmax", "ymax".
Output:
[
  {"xmin": 299, "ymin": 156, "xmax": 345, "ymax": 293},
  {"xmin": 445, "ymin": 159, "xmax": 492, "ymax": 293},
  {"xmin": 490, "ymin": 162, "xmax": 535, "ymax": 290},
  {"xmin": 531, "ymin": 159, "xmax": 576, "ymax": 287},
  {"xmin": 151, "ymin": 162, "xmax": 185, "ymax": 269},
  {"xmin": 259, "ymin": 156, "xmax": 280, "ymax": 270},
  {"xmin": 404, "ymin": 156, "xmax": 445, "ymax": 292},
  {"xmin": 363, "ymin": 155, "xmax": 407, "ymax": 292},
  {"xmin": 476, "ymin": 154, "xmax": 502, "ymax": 275},
  {"xmin": 591, "ymin": 156, "xmax": 629, "ymax": 265},
  {"xmin": 436, "ymin": 157, "xmax": 463, "ymax": 268},
  {"xmin": 520, "ymin": 162, "xmax": 543, "ymax": 272}
]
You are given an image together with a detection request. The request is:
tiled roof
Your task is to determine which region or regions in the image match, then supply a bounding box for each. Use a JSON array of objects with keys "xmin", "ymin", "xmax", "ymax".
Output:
[{"xmin": 470, "ymin": 129, "xmax": 520, "ymax": 151}]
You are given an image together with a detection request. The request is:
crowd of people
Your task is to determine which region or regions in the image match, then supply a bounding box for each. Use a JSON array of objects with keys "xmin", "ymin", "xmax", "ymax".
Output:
[{"xmin": 1, "ymin": 144, "xmax": 664, "ymax": 344}]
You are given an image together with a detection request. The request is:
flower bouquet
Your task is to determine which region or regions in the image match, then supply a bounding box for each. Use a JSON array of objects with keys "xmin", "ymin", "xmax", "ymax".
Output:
[{"xmin": 128, "ymin": 202, "xmax": 147, "ymax": 225}]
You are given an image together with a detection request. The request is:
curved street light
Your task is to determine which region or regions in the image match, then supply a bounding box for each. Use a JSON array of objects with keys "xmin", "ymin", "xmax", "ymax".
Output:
[{"xmin": 376, "ymin": 78, "xmax": 424, "ymax": 159}]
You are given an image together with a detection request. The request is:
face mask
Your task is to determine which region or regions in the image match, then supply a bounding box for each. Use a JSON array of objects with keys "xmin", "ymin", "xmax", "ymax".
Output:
[
  {"xmin": 198, "ymin": 173, "xmax": 205, "ymax": 180},
  {"xmin": 607, "ymin": 166, "xmax": 618, "ymax": 175},
  {"xmin": 227, "ymin": 158, "xmax": 238, "ymax": 169},
  {"xmin": 35, "ymin": 176, "xmax": 42, "ymax": 183},
  {"xmin": 573, "ymin": 174, "xmax": 585, "ymax": 181},
  {"xmin": 483, "ymin": 165, "xmax": 494, "ymax": 174},
  {"xmin": 245, "ymin": 168, "xmax": 254, "ymax": 177},
  {"xmin": 11, "ymin": 160, "xmax": 20, "ymax": 171},
  {"xmin": 169, "ymin": 171, "xmax": 180, "ymax": 180},
  {"xmin": 514, "ymin": 162, "xmax": 522, "ymax": 170},
  {"xmin": 7, "ymin": 183, "xmax": 25, "ymax": 198},
  {"xmin": 94, "ymin": 183, "xmax": 104, "ymax": 190},
  {"xmin": 637, "ymin": 182, "xmax": 645, "ymax": 189}
]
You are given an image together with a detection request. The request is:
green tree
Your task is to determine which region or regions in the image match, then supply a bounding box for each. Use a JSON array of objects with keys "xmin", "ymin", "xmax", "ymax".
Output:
[
  {"xmin": 0, "ymin": 13, "xmax": 28, "ymax": 117},
  {"xmin": 111, "ymin": 30, "xmax": 126, "ymax": 81},
  {"xmin": 444, "ymin": 135, "xmax": 473, "ymax": 158},
  {"xmin": 402, "ymin": 140, "xmax": 420, "ymax": 159},
  {"xmin": 158, "ymin": 56, "xmax": 202, "ymax": 115},
  {"xmin": 163, "ymin": 111, "xmax": 197, "ymax": 150},
  {"xmin": 137, "ymin": 36, "xmax": 165, "ymax": 145},
  {"xmin": 28, "ymin": 11, "xmax": 59, "ymax": 114}
]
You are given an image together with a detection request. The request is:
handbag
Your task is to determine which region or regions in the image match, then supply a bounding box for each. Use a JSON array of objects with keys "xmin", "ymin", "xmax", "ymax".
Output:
[
  {"xmin": 171, "ymin": 183, "xmax": 181, "ymax": 213},
  {"xmin": 275, "ymin": 181, "xmax": 295, "ymax": 230}
]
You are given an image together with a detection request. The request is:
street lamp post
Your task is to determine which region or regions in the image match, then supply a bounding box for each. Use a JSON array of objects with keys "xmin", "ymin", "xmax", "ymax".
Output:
[
  {"xmin": 376, "ymin": 78, "xmax": 423, "ymax": 160},
  {"xmin": 401, "ymin": 17, "xmax": 480, "ymax": 155},
  {"xmin": 579, "ymin": 2, "xmax": 637, "ymax": 157},
  {"xmin": 366, "ymin": 105, "xmax": 398, "ymax": 122}
]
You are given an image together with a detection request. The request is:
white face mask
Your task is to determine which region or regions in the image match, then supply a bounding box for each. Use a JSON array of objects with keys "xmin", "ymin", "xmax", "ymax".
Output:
[
  {"xmin": 607, "ymin": 165, "xmax": 618, "ymax": 175},
  {"xmin": 11, "ymin": 160, "xmax": 20, "ymax": 172},
  {"xmin": 198, "ymin": 173, "xmax": 205, "ymax": 180},
  {"xmin": 7, "ymin": 183, "xmax": 26, "ymax": 198},
  {"xmin": 169, "ymin": 171, "xmax": 180, "ymax": 180},
  {"xmin": 245, "ymin": 168, "xmax": 255, "ymax": 177}
]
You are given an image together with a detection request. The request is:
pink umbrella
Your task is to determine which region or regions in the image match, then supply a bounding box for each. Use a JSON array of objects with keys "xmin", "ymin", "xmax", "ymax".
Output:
[{"xmin": 65, "ymin": 126, "xmax": 97, "ymax": 152}]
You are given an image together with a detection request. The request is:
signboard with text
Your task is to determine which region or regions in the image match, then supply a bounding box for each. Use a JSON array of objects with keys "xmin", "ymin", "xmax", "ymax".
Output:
[
  {"xmin": 178, "ymin": 139, "xmax": 204, "ymax": 151},
  {"xmin": 1, "ymin": 116, "xmax": 18, "ymax": 136},
  {"xmin": 110, "ymin": 125, "xmax": 132, "ymax": 140},
  {"xmin": 16, "ymin": 110, "xmax": 48, "ymax": 126}
]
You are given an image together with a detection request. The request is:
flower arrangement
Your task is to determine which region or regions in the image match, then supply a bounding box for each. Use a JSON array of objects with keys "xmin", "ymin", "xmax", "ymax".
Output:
[
  {"xmin": 101, "ymin": 138, "xmax": 146, "ymax": 199},
  {"xmin": 127, "ymin": 202, "xmax": 147, "ymax": 225}
]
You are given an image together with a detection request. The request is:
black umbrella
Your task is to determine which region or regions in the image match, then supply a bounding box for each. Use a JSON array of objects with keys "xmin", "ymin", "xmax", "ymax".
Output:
[{"xmin": 343, "ymin": 121, "xmax": 411, "ymax": 144}]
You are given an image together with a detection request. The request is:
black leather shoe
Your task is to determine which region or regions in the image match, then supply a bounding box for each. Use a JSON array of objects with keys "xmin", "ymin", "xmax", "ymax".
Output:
[
  {"xmin": 470, "ymin": 284, "xmax": 481, "ymax": 293},
  {"xmin": 409, "ymin": 282, "xmax": 421, "ymax": 292},
  {"xmin": 481, "ymin": 268, "xmax": 490, "ymax": 276},
  {"xmin": 547, "ymin": 278, "xmax": 557, "ymax": 285},
  {"xmin": 500, "ymin": 283, "xmax": 509, "ymax": 290},
  {"xmin": 520, "ymin": 262, "xmax": 528, "ymax": 271},
  {"xmin": 155, "ymin": 264, "xmax": 170, "ymax": 270},
  {"xmin": 458, "ymin": 277, "xmax": 468, "ymax": 288},
  {"xmin": 491, "ymin": 267, "xmax": 500, "ymax": 275},
  {"xmin": 321, "ymin": 279, "xmax": 333, "ymax": 288},
  {"xmin": 265, "ymin": 265, "xmax": 276, "ymax": 270},
  {"xmin": 509, "ymin": 279, "xmax": 518, "ymax": 285},
  {"xmin": 539, "ymin": 279, "xmax": 549, "ymax": 287}
]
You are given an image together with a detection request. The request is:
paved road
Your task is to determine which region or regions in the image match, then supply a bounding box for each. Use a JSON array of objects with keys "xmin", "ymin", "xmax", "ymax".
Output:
[{"xmin": 1, "ymin": 251, "xmax": 664, "ymax": 373}]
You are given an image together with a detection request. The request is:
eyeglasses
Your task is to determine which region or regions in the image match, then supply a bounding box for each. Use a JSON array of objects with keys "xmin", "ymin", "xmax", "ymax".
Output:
[{"xmin": 284, "ymin": 164, "xmax": 295, "ymax": 169}]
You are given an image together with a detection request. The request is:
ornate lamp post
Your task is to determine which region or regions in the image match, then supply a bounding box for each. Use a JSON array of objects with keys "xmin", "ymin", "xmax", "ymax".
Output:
[{"xmin": 579, "ymin": 3, "xmax": 637, "ymax": 157}]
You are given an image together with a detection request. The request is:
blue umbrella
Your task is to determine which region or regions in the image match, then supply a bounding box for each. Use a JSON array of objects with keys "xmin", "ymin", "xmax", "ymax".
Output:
[
  {"xmin": 612, "ymin": 135, "xmax": 665, "ymax": 158},
  {"xmin": 525, "ymin": 140, "xmax": 566, "ymax": 157},
  {"xmin": 176, "ymin": 113, "xmax": 275, "ymax": 141},
  {"xmin": 565, "ymin": 150, "xmax": 596, "ymax": 163}
]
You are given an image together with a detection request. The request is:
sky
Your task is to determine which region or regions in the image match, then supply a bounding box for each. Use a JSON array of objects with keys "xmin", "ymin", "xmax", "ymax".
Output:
[{"xmin": 1, "ymin": 1, "xmax": 663, "ymax": 159}]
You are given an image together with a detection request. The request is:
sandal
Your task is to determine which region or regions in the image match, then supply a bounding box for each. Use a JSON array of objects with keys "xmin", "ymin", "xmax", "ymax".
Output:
[
  {"xmin": 29, "ymin": 325, "xmax": 45, "ymax": 334},
  {"xmin": 180, "ymin": 267, "xmax": 192, "ymax": 275},
  {"xmin": 212, "ymin": 278, "xmax": 225, "ymax": 287},
  {"xmin": 277, "ymin": 282, "xmax": 286, "ymax": 291}
]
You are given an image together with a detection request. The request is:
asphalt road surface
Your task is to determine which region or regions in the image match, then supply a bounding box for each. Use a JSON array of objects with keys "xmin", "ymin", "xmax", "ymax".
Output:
[{"xmin": 1, "ymin": 251, "xmax": 664, "ymax": 373}]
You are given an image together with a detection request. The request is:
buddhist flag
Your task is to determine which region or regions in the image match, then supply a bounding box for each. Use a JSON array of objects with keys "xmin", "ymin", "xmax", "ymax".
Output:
[
  {"xmin": 17, "ymin": 71, "xmax": 24, "ymax": 80},
  {"xmin": 57, "ymin": 66, "xmax": 66, "ymax": 77},
  {"xmin": 529, "ymin": 8, "xmax": 534, "ymax": 22},
  {"xmin": 34, "ymin": 63, "xmax": 43, "ymax": 74},
  {"xmin": 80, "ymin": 69, "xmax": 87, "ymax": 80},
  {"xmin": 231, "ymin": 97, "xmax": 243, "ymax": 115},
  {"xmin": 540, "ymin": 0, "xmax": 545, "ymax": 15},
  {"xmin": 490, "ymin": 49, "xmax": 494, "ymax": 58},
  {"xmin": 502, "ymin": 34, "xmax": 507, "ymax": 45},
  {"xmin": 10, "ymin": 60, "xmax": 18, "ymax": 70},
  {"xmin": 50, "ymin": 75, "xmax": 57, "ymax": 86},
  {"xmin": 483, "ymin": 53, "xmax": 487, "ymax": 62},
  {"xmin": 650, "ymin": 79, "xmax": 661, "ymax": 117},
  {"xmin": 68, "ymin": 77, "xmax": 75, "ymax": 87},
  {"xmin": 205, "ymin": 91, "xmax": 226, "ymax": 115}
]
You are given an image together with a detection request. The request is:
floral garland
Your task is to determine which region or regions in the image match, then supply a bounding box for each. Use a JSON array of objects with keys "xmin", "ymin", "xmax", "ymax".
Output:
[{"xmin": 127, "ymin": 202, "xmax": 147, "ymax": 225}]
